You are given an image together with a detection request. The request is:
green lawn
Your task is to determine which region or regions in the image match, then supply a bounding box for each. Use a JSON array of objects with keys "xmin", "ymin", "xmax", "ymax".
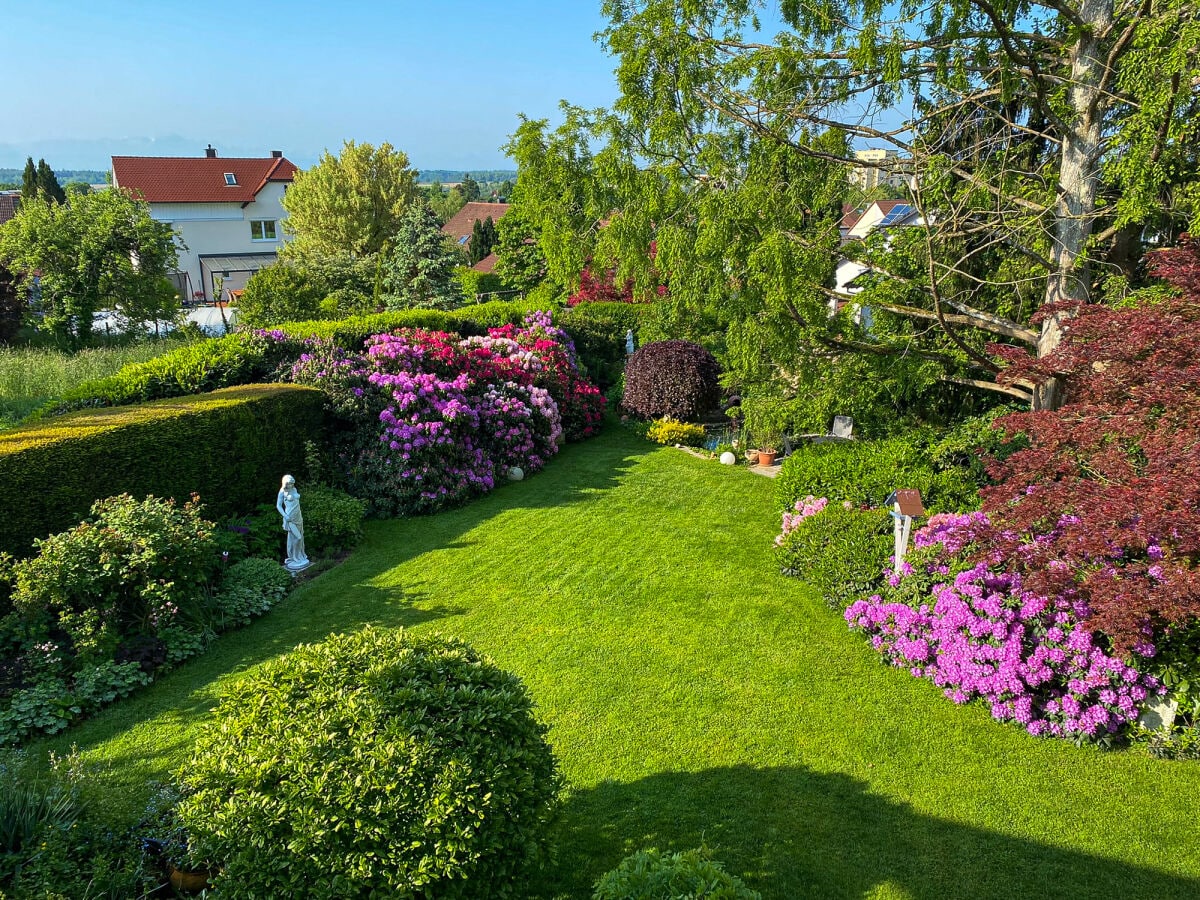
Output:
[{"xmin": 34, "ymin": 427, "xmax": 1200, "ymax": 899}]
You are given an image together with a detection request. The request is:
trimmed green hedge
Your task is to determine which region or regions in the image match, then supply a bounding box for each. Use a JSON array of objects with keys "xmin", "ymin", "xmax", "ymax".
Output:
[
  {"xmin": 274, "ymin": 299, "xmax": 537, "ymax": 347},
  {"xmin": 0, "ymin": 384, "xmax": 324, "ymax": 556},
  {"xmin": 557, "ymin": 302, "xmax": 655, "ymax": 390},
  {"xmin": 775, "ymin": 437, "xmax": 979, "ymax": 514}
]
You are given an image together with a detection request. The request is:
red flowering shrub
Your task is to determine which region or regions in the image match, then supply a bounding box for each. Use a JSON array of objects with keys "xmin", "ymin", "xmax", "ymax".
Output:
[
  {"xmin": 622, "ymin": 340, "xmax": 721, "ymax": 422},
  {"xmin": 971, "ymin": 237, "xmax": 1200, "ymax": 725}
]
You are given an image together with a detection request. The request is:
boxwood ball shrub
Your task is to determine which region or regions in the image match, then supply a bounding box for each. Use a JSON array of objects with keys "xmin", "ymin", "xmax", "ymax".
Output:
[
  {"xmin": 593, "ymin": 847, "xmax": 761, "ymax": 900},
  {"xmin": 177, "ymin": 627, "xmax": 561, "ymax": 899},
  {"xmin": 646, "ymin": 417, "xmax": 707, "ymax": 447},
  {"xmin": 622, "ymin": 340, "xmax": 720, "ymax": 422}
]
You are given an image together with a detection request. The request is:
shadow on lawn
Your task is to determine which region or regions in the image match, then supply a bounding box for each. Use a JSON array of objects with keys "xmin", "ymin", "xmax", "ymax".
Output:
[{"xmin": 542, "ymin": 765, "xmax": 1200, "ymax": 900}]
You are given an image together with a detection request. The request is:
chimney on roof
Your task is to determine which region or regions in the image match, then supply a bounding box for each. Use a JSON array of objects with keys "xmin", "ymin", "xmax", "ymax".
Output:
[
  {"xmin": 205, "ymin": 145, "xmax": 217, "ymax": 158},
  {"xmin": 270, "ymin": 150, "xmax": 283, "ymax": 158}
]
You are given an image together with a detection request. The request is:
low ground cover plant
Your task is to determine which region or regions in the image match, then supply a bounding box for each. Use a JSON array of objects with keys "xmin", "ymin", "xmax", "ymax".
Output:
[
  {"xmin": 646, "ymin": 418, "xmax": 706, "ymax": 447},
  {"xmin": 593, "ymin": 847, "xmax": 761, "ymax": 900},
  {"xmin": 176, "ymin": 627, "xmax": 561, "ymax": 899}
]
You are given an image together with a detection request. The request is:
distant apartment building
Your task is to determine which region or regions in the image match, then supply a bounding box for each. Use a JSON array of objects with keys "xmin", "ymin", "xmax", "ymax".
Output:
[
  {"xmin": 111, "ymin": 146, "xmax": 297, "ymax": 303},
  {"xmin": 849, "ymin": 149, "xmax": 912, "ymax": 193}
]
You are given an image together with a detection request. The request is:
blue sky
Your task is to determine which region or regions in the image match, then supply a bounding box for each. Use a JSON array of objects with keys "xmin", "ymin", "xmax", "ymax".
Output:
[{"xmin": 2, "ymin": 0, "xmax": 622, "ymax": 171}]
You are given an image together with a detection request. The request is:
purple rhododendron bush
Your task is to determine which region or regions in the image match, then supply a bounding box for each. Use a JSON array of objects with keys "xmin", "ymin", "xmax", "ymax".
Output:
[{"xmin": 289, "ymin": 313, "xmax": 602, "ymax": 516}]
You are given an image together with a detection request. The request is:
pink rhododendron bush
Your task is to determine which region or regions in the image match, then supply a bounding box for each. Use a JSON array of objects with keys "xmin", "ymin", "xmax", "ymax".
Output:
[
  {"xmin": 844, "ymin": 512, "xmax": 1162, "ymax": 741},
  {"xmin": 290, "ymin": 312, "xmax": 603, "ymax": 515}
]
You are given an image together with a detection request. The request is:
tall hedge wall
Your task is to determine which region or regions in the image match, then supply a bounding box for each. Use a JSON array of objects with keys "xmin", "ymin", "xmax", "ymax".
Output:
[
  {"xmin": 0, "ymin": 384, "xmax": 324, "ymax": 556},
  {"xmin": 274, "ymin": 299, "xmax": 537, "ymax": 347}
]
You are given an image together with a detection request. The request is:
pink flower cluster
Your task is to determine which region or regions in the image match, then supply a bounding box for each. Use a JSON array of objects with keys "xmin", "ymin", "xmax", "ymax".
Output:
[
  {"xmin": 290, "ymin": 313, "xmax": 595, "ymax": 515},
  {"xmin": 775, "ymin": 495, "xmax": 830, "ymax": 546},
  {"xmin": 845, "ymin": 513, "xmax": 1161, "ymax": 740}
]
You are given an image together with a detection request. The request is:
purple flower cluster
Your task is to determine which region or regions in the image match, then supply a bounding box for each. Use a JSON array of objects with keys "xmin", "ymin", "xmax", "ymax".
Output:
[
  {"xmin": 287, "ymin": 320, "xmax": 582, "ymax": 516},
  {"xmin": 845, "ymin": 513, "xmax": 1162, "ymax": 739}
]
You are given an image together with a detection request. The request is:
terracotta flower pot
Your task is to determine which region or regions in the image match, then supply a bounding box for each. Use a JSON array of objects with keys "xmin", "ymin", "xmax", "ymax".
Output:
[
  {"xmin": 757, "ymin": 449, "xmax": 778, "ymax": 466},
  {"xmin": 745, "ymin": 450, "xmax": 760, "ymax": 465},
  {"xmin": 168, "ymin": 863, "xmax": 212, "ymax": 895}
]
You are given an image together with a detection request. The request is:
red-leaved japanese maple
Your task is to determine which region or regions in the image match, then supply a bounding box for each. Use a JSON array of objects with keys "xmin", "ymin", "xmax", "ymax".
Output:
[{"xmin": 981, "ymin": 236, "xmax": 1200, "ymax": 654}]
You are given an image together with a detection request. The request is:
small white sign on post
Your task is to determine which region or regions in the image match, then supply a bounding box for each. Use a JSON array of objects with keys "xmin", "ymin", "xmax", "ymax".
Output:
[{"xmin": 884, "ymin": 490, "xmax": 925, "ymax": 570}]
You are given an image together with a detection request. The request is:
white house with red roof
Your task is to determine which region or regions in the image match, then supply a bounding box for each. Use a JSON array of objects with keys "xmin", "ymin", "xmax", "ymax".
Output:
[{"xmin": 111, "ymin": 145, "xmax": 297, "ymax": 303}]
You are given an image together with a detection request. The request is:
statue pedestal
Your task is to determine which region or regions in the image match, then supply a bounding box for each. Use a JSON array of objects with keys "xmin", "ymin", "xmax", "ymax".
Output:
[{"xmin": 284, "ymin": 557, "xmax": 312, "ymax": 574}]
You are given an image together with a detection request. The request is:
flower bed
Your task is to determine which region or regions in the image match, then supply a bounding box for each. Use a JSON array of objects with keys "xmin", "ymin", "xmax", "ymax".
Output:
[{"xmin": 290, "ymin": 312, "xmax": 604, "ymax": 516}]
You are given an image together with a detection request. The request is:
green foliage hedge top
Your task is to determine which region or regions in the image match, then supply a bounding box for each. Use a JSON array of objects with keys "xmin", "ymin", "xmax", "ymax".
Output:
[
  {"xmin": 593, "ymin": 847, "xmax": 762, "ymax": 900},
  {"xmin": 557, "ymin": 302, "xmax": 655, "ymax": 391},
  {"xmin": 0, "ymin": 384, "xmax": 324, "ymax": 556},
  {"xmin": 774, "ymin": 437, "xmax": 978, "ymax": 514},
  {"xmin": 273, "ymin": 299, "xmax": 538, "ymax": 347},
  {"xmin": 178, "ymin": 626, "xmax": 561, "ymax": 899}
]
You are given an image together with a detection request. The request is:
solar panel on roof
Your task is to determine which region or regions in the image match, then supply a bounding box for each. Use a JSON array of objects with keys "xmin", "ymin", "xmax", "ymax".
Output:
[{"xmin": 878, "ymin": 204, "xmax": 913, "ymax": 227}]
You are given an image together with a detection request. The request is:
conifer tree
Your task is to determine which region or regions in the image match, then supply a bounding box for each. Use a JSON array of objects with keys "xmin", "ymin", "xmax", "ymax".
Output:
[
  {"xmin": 35, "ymin": 159, "xmax": 66, "ymax": 204},
  {"xmin": 382, "ymin": 201, "xmax": 461, "ymax": 309},
  {"xmin": 20, "ymin": 158, "xmax": 37, "ymax": 202}
]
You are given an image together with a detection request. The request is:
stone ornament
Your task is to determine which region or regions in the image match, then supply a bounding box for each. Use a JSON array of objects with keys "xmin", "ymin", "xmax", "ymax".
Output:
[{"xmin": 277, "ymin": 474, "xmax": 311, "ymax": 572}]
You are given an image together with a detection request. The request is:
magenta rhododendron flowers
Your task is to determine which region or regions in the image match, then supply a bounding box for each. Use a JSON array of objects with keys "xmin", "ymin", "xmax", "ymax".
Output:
[
  {"xmin": 844, "ymin": 512, "xmax": 1161, "ymax": 739},
  {"xmin": 289, "ymin": 312, "xmax": 602, "ymax": 515}
]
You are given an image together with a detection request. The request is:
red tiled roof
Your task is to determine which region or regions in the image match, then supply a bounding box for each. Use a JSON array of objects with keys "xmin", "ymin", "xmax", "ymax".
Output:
[
  {"xmin": 0, "ymin": 192, "xmax": 21, "ymax": 225},
  {"xmin": 472, "ymin": 252, "xmax": 499, "ymax": 274},
  {"xmin": 111, "ymin": 155, "xmax": 297, "ymax": 203},
  {"xmin": 441, "ymin": 202, "xmax": 509, "ymax": 242},
  {"xmin": 873, "ymin": 199, "xmax": 908, "ymax": 216},
  {"xmin": 839, "ymin": 202, "xmax": 862, "ymax": 230}
]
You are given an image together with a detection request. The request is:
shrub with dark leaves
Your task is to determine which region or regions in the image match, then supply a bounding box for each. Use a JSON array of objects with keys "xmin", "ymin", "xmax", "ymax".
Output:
[{"xmin": 621, "ymin": 340, "xmax": 720, "ymax": 422}]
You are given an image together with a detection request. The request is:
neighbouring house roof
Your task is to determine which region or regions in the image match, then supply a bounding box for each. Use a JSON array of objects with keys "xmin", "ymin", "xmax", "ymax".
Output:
[
  {"xmin": 472, "ymin": 252, "xmax": 499, "ymax": 274},
  {"xmin": 111, "ymin": 154, "xmax": 298, "ymax": 203},
  {"xmin": 0, "ymin": 192, "xmax": 20, "ymax": 225},
  {"xmin": 441, "ymin": 202, "xmax": 510, "ymax": 244},
  {"xmin": 839, "ymin": 203, "xmax": 862, "ymax": 231}
]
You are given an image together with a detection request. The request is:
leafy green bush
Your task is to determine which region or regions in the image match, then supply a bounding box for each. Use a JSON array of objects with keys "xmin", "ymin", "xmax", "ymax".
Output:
[
  {"xmin": 274, "ymin": 300, "xmax": 534, "ymax": 348},
  {"xmin": 646, "ymin": 418, "xmax": 707, "ymax": 447},
  {"xmin": 0, "ymin": 494, "xmax": 220, "ymax": 744},
  {"xmin": 0, "ymin": 384, "xmax": 325, "ymax": 557},
  {"xmin": 36, "ymin": 331, "xmax": 300, "ymax": 418},
  {"xmin": 301, "ymin": 485, "xmax": 367, "ymax": 556},
  {"xmin": 454, "ymin": 267, "xmax": 506, "ymax": 302},
  {"xmin": 776, "ymin": 506, "xmax": 893, "ymax": 609},
  {"xmin": 774, "ymin": 437, "xmax": 978, "ymax": 515},
  {"xmin": 177, "ymin": 627, "xmax": 561, "ymax": 899},
  {"xmin": 593, "ymin": 847, "xmax": 761, "ymax": 900},
  {"xmin": 237, "ymin": 264, "xmax": 326, "ymax": 328},
  {"xmin": 212, "ymin": 557, "xmax": 292, "ymax": 629},
  {"xmin": 622, "ymin": 340, "xmax": 721, "ymax": 422}
]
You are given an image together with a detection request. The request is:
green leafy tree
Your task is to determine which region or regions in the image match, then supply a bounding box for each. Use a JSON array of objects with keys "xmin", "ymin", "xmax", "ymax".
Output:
[
  {"xmin": 381, "ymin": 201, "xmax": 461, "ymax": 309},
  {"xmin": 533, "ymin": 0, "xmax": 1200, "ymax": 410},
  {"xmin": 36, "ymin": 159, "xmax": 66, "ymax": 205},
  {"xmin": 237, "ymin": 263, "xmax": 325, "ymax": 327},
  {"xmin": 281, "ymin": 140, "xmax": 417, "ymax": 259},
  {"xmin": 0, "ymin": 190, "xmax": 179, "ymax": 341},
  {"xmin": 492, "ymin": 204, "xmax": 549, "ymax": 292},
  {"xmin": 458, "ymin": 174, "xmax": 481, "ymax": 202},
  {"xmin": 20, "ymin": 158, "xmax": 37, "ymax": 202}
]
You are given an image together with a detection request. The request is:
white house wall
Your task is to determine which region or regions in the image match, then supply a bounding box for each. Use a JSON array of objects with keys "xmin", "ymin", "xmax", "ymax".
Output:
[{"xmin": 150, "ymin": 182, "xmax": 291, "ymax": 302}]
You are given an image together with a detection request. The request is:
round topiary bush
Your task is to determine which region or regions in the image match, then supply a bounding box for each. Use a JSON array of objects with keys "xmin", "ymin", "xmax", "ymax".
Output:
[
  {"xmin": 593, "ymin": 847, "xmax": 761, "ymax": 899},
  {"xmin": 176, "ymin": 627, "xmax": 561, "ymax": 899},
  {"xmin": 621, "ymin": 340, "xmax": 720, "ymax": 422}
]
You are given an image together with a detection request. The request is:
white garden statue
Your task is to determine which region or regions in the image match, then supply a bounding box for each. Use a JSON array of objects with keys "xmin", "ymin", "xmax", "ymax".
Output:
[{"xmin": 276, "ymin": 474, "xmax": 311, "ymax": 572}]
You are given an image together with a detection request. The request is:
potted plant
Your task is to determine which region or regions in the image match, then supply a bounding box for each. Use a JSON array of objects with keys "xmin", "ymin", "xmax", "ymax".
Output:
[
  {"xmin": 756, "ymin": 429, "xmax": 782, "ymax": 467},
  {"xmin": 140, "ymin": 785, "xmax": 216, "ymax": 896}
]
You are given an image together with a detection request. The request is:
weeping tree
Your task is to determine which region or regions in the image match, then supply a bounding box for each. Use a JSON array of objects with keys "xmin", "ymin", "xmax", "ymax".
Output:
[{"xmin": 513, "ymin": 0, "xmax": 1200, "ymax": 409}]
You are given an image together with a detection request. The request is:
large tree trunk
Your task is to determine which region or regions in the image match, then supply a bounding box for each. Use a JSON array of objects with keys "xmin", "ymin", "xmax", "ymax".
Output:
[{"xmin": 1036, "ymin": 0, "xmax": 1113, "ymax": 410}]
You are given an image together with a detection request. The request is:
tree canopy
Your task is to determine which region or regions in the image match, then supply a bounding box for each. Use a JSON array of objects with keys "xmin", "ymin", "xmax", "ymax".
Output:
[
  {"xmin": 382, "ymin": 201, "xmax": 462, "ymax": 310},
  {"xmin": 509, "ymin": 0, "xmax": 1200, "ymax": 412},
  {"xmin": 281, "ymin": 140, "xmax": 417, "ymax": 259},
  {"xmin": 0, "ymin": 189, "xmax": 179, "ymax": 341}
]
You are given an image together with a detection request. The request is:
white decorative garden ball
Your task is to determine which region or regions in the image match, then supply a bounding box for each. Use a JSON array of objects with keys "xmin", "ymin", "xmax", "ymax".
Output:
[
  {"xmin": 719, "ymin": 451, "xmax": 737, "ymax": 466},
  {"xmin": 508, "ymin": 466, "xmax": 525, "ymax": 481}
]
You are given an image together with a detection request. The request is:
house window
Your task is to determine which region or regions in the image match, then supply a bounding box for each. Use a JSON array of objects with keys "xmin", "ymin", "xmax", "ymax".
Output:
[
  {"xmin": 224, "ymin": 173, "xmax": 237, "ymax": 186},
  {"xmin": 250, "ymin": 220, "xmax": 277, "ymax": 241}
]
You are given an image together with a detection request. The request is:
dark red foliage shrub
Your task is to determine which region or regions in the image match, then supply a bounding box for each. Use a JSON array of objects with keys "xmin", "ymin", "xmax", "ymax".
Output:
[
  {"xmin": 622, "ymin": 340, "xmax": 721, "ymax": 422},
  {"xmin": 981, "ymin": 238, "xmax": 1200, "ymax": 654}
]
